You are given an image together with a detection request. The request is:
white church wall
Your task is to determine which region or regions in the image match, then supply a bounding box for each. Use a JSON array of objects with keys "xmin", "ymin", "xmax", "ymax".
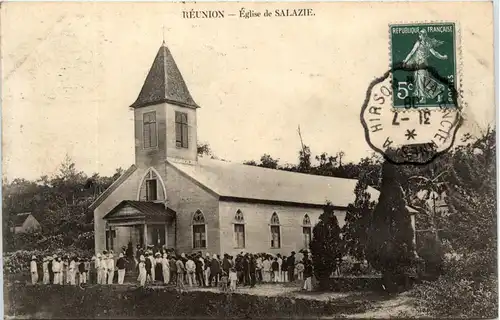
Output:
[
  {"xmin": 165, "ymin": 162, "xmax": 220, "ymax": 255},
  {"xmin": 218, "ymin": 201, "xmax": 347, "ymax": 256}
]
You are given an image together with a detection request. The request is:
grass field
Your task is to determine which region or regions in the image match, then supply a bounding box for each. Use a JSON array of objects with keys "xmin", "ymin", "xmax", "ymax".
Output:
[{"xmin": 4, "ymin": 281, "xmax": 420, "ymax": 319}]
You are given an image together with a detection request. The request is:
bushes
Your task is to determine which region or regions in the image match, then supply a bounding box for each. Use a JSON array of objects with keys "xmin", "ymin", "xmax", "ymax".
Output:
[
  {"xmin": 4, "ymin": 250, "xmax": 47, "ymax": 274},
  {"xmin": 411, "ymin": 275, "xmax": 497, "ymax": 318},
  {"xmin": 4, "ymin": 248, "xmax": 93, "ymax": 275},
  {"xmin": 410, "ymin": 252, "xmax": 498, "ymax": 318}
]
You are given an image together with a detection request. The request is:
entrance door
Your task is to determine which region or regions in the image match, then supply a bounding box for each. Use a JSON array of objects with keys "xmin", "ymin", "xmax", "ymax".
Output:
[{"xmin": 151, "ymin": 225, "xmax": 166, "ymax": 247}]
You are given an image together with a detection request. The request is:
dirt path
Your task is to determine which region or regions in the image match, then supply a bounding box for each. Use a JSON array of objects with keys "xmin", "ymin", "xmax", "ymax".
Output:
[{"xmin": 342, "ymin": 293, "xmax": 421, "ymax": 318}]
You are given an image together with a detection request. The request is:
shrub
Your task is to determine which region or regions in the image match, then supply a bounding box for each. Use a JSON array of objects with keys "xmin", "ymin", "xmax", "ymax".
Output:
[
  {"xmin": 309, "ymin": 203, "xmax": 343, "ymax": 287},
  {"xmin": 4, "ymin": 247, "xmax": 93, "ymax": 275},
  {"xmin": 411, "ymin": 275, "xmax": 497, "ymax": 318},
  {"xmin": 342, "ymin": 176, "xmax": 376, "ymax": 262}
]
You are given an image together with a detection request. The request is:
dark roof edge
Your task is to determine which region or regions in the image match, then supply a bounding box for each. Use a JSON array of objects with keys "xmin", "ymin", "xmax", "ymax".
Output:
[
  {"xmin": 89, "ymin": 165, "xmax": 138, "ymax": 211},
  {"xmin": 219, "ymin": 196, "xmax": 346, "ymax": 210},
  {"xmin": 129, "ymin": 98, "xmax": 200, "ymax": 110}
]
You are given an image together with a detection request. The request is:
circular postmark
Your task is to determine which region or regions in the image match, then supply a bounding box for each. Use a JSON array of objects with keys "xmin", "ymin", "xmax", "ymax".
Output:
[
  {"xmin": 361, "ymin": 22, "xmax": 462, "ymax": 165},
  {"xmin": 360, "ymin": 64, "xmax": 462, "ymax": 165}
]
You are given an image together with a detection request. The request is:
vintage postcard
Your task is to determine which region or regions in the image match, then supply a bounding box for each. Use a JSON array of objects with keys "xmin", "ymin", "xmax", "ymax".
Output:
[{"xmin": 1, "ymin": 1, "xmax": 496, "ymax": 319}]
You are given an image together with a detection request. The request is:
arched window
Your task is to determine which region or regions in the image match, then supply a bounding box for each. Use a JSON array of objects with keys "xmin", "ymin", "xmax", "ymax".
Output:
[
  {"xmin": 192, "ymin": 210, "xmax": 206, "ymax": 248},
  {"xmin": 270, "ymin": 212, "xmax": 281, "ymax": 248},
  {"xmin": 233, "ymin": 210, "xmax": 245, "ymax": 248},
  {"xmin": 302, "ymin": 214, "xmax": 312, "ymax": 249},
  {"xmin": 137, "ymin": 168, "xmax": 166, "ymax": 202}
]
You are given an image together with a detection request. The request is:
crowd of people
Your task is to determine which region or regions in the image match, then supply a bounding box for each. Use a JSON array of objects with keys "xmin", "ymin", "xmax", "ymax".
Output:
[{"xmin": 28, "ymin": 243, "xmax": 315, "ymax": 292}]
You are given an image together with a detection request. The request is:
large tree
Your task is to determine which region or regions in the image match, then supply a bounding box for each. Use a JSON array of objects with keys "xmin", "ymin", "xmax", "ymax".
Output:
[
  {"xmin": 342, "ymin": 174, "xmax": 376, "ymax": 262},
  {"xmin": 309, "ymin": 202, "xmax": 343, "ymax": 288},
  {"xmin": 366, "ymin": 161, "xmax": 417, "ymax": 292},
  {"xmin": 444, "ymin": 128, "xmax": 496, "ymax": 277}
]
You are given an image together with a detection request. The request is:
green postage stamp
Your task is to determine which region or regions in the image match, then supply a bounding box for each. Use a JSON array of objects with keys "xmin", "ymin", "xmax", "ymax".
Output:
[{"xmin": 390, "ymin": 23, "xmax": 457, "ymax": 109}]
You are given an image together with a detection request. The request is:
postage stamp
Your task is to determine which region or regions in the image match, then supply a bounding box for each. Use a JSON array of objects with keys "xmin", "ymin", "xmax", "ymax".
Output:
[
  {"xmin": 360, "ymin": 22, "xmax": 463, "ymax": 165},
  {"xmin": 391, "ymin": 23, "xmax": 457, "ymax": 109}
]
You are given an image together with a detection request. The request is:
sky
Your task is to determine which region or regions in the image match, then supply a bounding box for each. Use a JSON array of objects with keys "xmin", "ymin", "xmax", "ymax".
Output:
[{"xmin": 1, "ymin": 2, "xmax": 495, "ymax": 181}]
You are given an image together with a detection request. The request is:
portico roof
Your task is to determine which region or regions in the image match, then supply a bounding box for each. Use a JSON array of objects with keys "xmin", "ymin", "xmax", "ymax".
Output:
[{"xmin": 103, "ymin": 200, "xmax": 176, "ymax": 222}]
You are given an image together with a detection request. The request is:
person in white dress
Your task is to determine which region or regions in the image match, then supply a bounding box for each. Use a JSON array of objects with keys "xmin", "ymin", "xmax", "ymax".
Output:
[
  {"xmin": 30, "ymin": 256, "xmax": 38, "ymax": 285},
  {"xmin": 162, "ymin": 253, "xmax": 170, "ymax": 285},
  {"xmin": 42, "ymin": 257, "xmax": 49, "ymax": 284},
  {"xmin": 107, "ymin": 253, "xmax": 115, "ymax": 284},
  {"xmin": 69, "ymin": 257, "xmax": 76, "ymax": 285},
  {"xmin": 137, "ymin": 255, "xmax": 147, "ymax": 287},
  {"xmin": 52, "ymin": 256, "xmax": 61, "ymax": 285}
]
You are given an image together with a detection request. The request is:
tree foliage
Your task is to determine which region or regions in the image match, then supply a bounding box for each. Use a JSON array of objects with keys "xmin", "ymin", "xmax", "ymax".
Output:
[
  {"xmin": 366, "ymin": 161, "xmax": 417, "ymax": 291},
  {"xmin": 444, "ymin": 127, "xmax": 496, "ymax": 276},
  {"xmin": 309, "ymin": 203, "xmax": 343, "ymax": 287},
  {"xmin": 2, "ymin": 155, "xmax": 121, "ymax": 252},
  {"xmin": 342, "ymin": 175, "xmax": 376, "ymax": 262}
]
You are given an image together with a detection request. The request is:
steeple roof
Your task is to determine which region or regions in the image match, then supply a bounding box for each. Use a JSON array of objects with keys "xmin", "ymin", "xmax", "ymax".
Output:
[{"xmin": 130, "ymin": 42, "xmax": 199, "ymax": 109}]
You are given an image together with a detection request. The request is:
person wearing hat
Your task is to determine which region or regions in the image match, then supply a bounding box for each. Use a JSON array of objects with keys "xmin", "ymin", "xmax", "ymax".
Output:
[
  {"xmin": 143, "ymin": 251, "xmax": 150, "ymax": 284},
  {"xmin": 169, "ymin": 254, "xmax": 177, "ymax": 285},
  {"xmin": 162, "ymin": 253, "xmax": 170, "ymax": 285},
  {"xmin": 195, "ymin": 254, "xmax": 205, "ymax": 287},
  {"xmin": 69, "ymin": 256, "xmax": 76, "ymax": 285},
  {"xmin": 90, "ymin": 256, "xmax": 97, "ymax": 284},
  {"xmin": 185, "ymin": 255, "xmax": 196, "ymax": 287},
  {"xmin": 48, "ymin": 255, "xmax": 54, "ymax": 284},
  {"xmin": 209, "ymin": 254, "xmax": 221, "ymax": 287},
  {"xmin": 137, "ymin": 255, "xmax": 147, "ymax": 287},
  {"xmin": 116, "ymin": 253, "xmax": 127, "ymax": 284},
  {"xmin": 99, "ymin": 251, "xmax": 108, "ymax": 284},
  {"xmin": 52, "ymin": 256, "xmax": 61, "ymax": 285},
  {"xmin": 42, "ymin": 257, "xmax": 49, "ymax": 285},
  {"xmin": 175, "ymin": 255, "xmax": 185, "ymax": 291},
  {"xmin": 96, "ymin": 253, "xmax": 103, "ymax": 284},
  {"xmin": 154, "ymin": 252, "xmax": 164, "ymax": 283},
  {"xmin": 61, "ymin": 256, "xmax": 68, "ymax": 285},
  {"xmin": 276, "ymin": 254, "xmax": 283, "ymax": 283},
  {"xmin": 148, "ymin": 251, "xmax": 156, "ymax": 283},
  {"xmin": 107, "ymin": 253, "xmax": 115, "ymax": 284},
  {"xmin": 204, "ymin": 253, "xmax": 211, "ymax": 287},
  {"xmin": 30, "ymin": 256, "xmax": 38, "ymax": 285},
  {"xmin": 287, "ymin": 251, "xmax": 296, "ymax": 282}
]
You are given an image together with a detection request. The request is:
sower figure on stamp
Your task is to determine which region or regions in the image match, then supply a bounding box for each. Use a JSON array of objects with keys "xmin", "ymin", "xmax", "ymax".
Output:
[{"xmin": 402, "ymin": 29, "xmax": 448, "ymax": 104}]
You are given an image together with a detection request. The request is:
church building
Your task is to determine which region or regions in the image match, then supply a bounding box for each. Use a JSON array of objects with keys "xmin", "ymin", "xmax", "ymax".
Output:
[{"xmin": 90, "ymin": 41, "xmax": 414, "ymax": 256}]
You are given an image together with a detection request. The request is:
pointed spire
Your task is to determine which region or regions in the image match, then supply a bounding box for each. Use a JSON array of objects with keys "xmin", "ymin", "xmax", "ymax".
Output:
[
  {"xmin": 162, "ymin": 25, "xmax": 166, "ymax": 46},
  {"xmin": 130, "ymin": 42, "xmax": 199, "ymax": 109}
]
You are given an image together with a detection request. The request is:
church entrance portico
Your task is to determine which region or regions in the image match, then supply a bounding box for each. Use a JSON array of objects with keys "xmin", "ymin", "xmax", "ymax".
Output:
[{"xmin": 103, "ymin": 200, "xmax": 176, "ymax": 254}]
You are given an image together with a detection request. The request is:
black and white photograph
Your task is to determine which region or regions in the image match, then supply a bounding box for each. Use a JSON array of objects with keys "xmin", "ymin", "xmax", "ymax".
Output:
[{"xmin": 1, "ymin": 1, "xmax": 497, "ymax": 318}]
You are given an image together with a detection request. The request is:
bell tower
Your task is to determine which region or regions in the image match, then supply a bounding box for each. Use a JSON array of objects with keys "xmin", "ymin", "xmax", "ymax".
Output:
[{"xmin": 129, "ymin": 41, "xmax": 200, "ymax": 168}]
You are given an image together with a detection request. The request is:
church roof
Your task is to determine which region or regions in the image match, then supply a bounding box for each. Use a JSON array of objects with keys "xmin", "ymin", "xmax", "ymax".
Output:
[
  {"xmin": 103, "ymin": 200, "xmax": 176, "ymax": 221},
  {"xmin": 167, "ymin": 157, "xmax": 382, "ymax": 209},
  {"xmin": 129, "ymin": 43, "xmax": 200, "ymax": 109}
]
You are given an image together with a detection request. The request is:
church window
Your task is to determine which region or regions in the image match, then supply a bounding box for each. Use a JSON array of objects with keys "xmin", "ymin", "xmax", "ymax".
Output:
[
  {"xmin": 270, "ymin": 212, "xmax": 281, "ymax": 249},
  {"xmin": 143, "ymin": 112, "xmax": 157, "ymax": 148},
  {"xmin": 192, "ymin": 210, "xmax": 206, "ymax": 248},
  {"xmin": 302, "ymin": 214, "xmax": 312, "ymax": 249},
  {"xmin": 145, "ymin": 179, "xmax": 157, "ymax": 201},
  {"xmin": 175, "ymin": 111, "xmax": 189, "ymax": 149},
  {"xmin": 233, "ymin": 210, "xmax": 245, "ymax": 248}
]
